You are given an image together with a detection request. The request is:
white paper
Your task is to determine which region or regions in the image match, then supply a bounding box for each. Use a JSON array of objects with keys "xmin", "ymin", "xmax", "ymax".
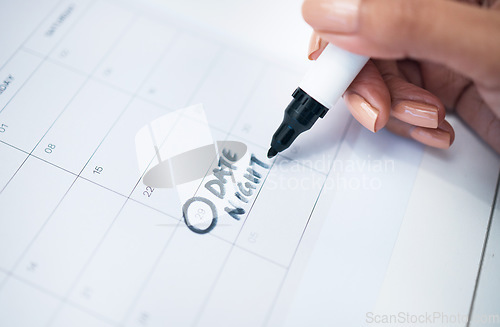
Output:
[{"xmin": 0, "ymin": 0, "xmax": 499, "ymax": 326}]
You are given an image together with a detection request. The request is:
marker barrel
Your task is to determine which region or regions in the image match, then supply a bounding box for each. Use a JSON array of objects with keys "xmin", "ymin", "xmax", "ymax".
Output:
[{"xmin": 299, "ymin": 44, "xmax": 369, "ymax": 110}]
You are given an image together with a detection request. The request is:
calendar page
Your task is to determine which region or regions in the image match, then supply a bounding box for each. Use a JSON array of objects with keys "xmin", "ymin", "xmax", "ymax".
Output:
[{"xmin": 1, "ymin": 0, "xmax": 499, "ymax": 326}]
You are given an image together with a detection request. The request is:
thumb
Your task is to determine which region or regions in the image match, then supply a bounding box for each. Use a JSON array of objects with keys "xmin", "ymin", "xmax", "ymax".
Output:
[{"xmin": 302, "ymin": 0, "xmax": 500, "ymax": 87}]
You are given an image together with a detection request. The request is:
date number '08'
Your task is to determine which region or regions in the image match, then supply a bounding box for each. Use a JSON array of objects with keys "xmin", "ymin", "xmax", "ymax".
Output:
[{"xmin": 45, "ymin": 144, "xmax": 56, "ymax": 154}]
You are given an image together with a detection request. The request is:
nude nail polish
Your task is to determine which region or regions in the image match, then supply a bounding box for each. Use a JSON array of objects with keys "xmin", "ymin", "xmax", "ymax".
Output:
[
  {"xmin": 393, "ymin": 101, "xmax": 439, "ymax": 128},
  {"xmin": 410, "ymin": 126, "xmax": 451, "ymax": 149},
  {"xmin": 308, "ymin": 33, "xmax": 322, "ymax": 60},
  {"xmin": 344, "ymin": 92, "xmax": 380, "ymax": 132}
]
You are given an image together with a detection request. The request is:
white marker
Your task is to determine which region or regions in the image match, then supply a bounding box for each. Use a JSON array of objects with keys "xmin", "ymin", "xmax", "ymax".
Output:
[{"xmin": 267, "ymin": 44, "xmax": 369, "ymax": 158}]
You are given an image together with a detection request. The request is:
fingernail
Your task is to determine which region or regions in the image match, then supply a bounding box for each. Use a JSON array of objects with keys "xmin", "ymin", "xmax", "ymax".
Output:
[
  {"xmin": 392, "ymin": 101, "xmax": 439, "ymax": 128},
  {"xmin": 410, "ymin": 127, "xmax": 451, "ymax": 149},
  {"xmin": 304, "ymin": 0, "xmax": 361, "ymax": 33},
  {"xmin": 344, "ymin": 91, "xmax": 380, "ymax": 132},
  {"xmin": 438, "ymin": 120, "xmax": 455, "ymax": 145},
  {"xmin": 307, "ymin": 33, "xmax": 321, "ymax": 60}
]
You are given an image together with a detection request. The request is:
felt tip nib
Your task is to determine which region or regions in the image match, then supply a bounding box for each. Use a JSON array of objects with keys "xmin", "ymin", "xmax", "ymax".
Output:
[{"xmin": 267, "ymin": 147, "xmax": 278, "ymax": 159}]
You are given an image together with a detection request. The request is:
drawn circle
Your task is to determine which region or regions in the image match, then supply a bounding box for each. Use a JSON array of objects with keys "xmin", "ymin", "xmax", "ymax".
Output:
[{"xmin": 182, "ymin": 197, "xmax": 218, "ymax": 234}]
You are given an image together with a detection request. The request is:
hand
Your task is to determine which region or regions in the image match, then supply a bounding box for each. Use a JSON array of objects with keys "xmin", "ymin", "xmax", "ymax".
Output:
[{"xmin": 303, "ymin": 0, "xmax": 500, "ymax": 153}]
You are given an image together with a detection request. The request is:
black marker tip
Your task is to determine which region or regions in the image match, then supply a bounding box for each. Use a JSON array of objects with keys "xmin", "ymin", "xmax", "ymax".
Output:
[{"xmin": 267, "ymin": 147, "xmax": 278, "ymax": 159}]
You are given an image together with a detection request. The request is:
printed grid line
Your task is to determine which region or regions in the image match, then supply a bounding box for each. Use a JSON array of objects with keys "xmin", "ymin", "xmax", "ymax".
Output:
[
  {"xmin": 0, "ymin": 5, "xmax": 139, "ymax": 280},
  {"xmin": 466, "ymin": 168, "xmax": 500, "ymax": 327},
  {"xmin": 44, "ymin": 28, "xmax": 190, "ymax": 327},
  {"xmin": 0, "ymin": 0, "xmax": 95, "ymax": 115},
  {"xmin": 118, "ymin": 58, "xmax": 276, "ymax": 326},
  {"xmin": 37, "ymin": 16, "xmax": 189, "ymax": 327},
  {"xmin": 191, "ymin": 157, "xmax": 279, "ymax": 327},
  {"xmin": 0, "ymin": 0, "xmax": 101, "ymax": 289},
  {"xmin": 262, "ymin": 116, "xmax": 355, "ymax": 327},
  {"xmin": 0, "ymin": 0, "xmax": 99, "ymax": 200}
]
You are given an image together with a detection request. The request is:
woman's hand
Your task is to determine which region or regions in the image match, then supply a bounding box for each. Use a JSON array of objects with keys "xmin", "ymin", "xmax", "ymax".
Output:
[{"xmin": 303, "ymin": 0, "xmax": 500, "ymax": 153}]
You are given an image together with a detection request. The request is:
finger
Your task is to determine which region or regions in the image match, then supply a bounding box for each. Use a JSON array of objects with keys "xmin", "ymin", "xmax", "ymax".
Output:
[
  {"xmin": 308, "ymin": 32, "xmax": 329, "ymax": 60},
  {"xmin": 491, "ymin": 0, "xmax": 500, "ymax": 10},
  {"xmin": 455, "ymin": 85, "xmax": 500, "ymax": 153},
  {"xmin": 302, "ymin": 0, "xmax": 500, "ymax": 87},
  {"xmin": 417, "ymin": 61, "xmax": 472, "ymax": 112},
  {"xmin": 386, "ymin": 118, "xmax": 455, "ymax": 149},
  {"xmin": 375, "ymin": 60, "xmax": 446, "ymax": 128},
  {"xmin": 396, "ymin": 60, "xmax": 423, "ymax": 88},
  {"xmin": 343, "ymin": 61, "xmax": 391, "ymax": 132}
]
